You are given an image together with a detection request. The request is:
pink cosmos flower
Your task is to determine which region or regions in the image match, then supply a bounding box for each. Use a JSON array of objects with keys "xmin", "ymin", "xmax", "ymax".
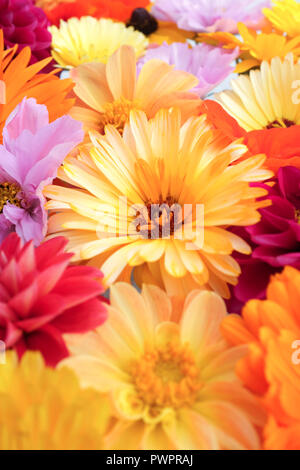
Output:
[
  {"xmin": 151, "ymin": 0, "xmax": 270, "ymax": 33},
  {"xmin": 0, "ymin": 97, "xmax": 83, "ymax": 245},
  {"xmin": 137, "ymin": 42, "xmax": 239, "ymax": 97},
  {"xmin": 0, "ymin": 233, "xmax": 107, "ymax": 366}
]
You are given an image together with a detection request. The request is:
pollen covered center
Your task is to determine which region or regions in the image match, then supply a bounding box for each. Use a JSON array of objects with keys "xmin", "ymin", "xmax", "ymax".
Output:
[
  {"xmin": 131, "ymin": 341, "xmax": 201, "ymax": 409},
  {"xmin": 266, "ymin": 118, "xmax": 295, "ymax": 129},
  {"xmin": 99, "ymin": 98, "xmax": 139, "ymax": 135},
  {"xmin": 0, "ymin": 182, "xmax": 21, "ymax": 213}
]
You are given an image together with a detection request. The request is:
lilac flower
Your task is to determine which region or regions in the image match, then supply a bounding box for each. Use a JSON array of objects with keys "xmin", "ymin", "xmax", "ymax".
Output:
[
  {"xmin": 137, "ymin": 42, "xmax": 239, "ymax": 97},
  {"xmin": 0, "ymin": 98, "xmax": 83, "ymax": 245},
  {"xmin": 151, "ymin": 0, "xmax": 271, "ymax": 33}
]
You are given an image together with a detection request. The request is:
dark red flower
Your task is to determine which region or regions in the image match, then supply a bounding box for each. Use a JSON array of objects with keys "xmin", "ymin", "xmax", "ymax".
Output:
[
  {"xmin": 0, "ymin": 0, "xmax": 53, "ymax": 69},
  {"xmin": 227, "ymin": 166, "xmax": 300, "ymax": 313},
  {"xmin": 0, "ymin": 233, "xmax": 107, "ymax": 366}
]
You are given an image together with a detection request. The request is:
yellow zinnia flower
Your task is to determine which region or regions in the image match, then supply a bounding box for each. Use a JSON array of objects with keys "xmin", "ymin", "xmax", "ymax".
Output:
[
  {"xmin": 0, "ymin": 351, "xmax": 111, "ymax": 450},
  {"xmin": 50, "ymin": 17, "xmax": 149, "ymax": 68},
  {"xmin": 44, "ymin": 107, "xmax": 272, "ymax": 299},
  {"xmin": 61, "ymin": 283, "xmax": 265, "ymax": 450},
  {"xmin": 198, "ymin": 23, "xmax": 300, "ymax": 73},
  {"xmin": 215, "ymin": 54, "xmax": 300, "ymax": 131},
  {"xmin": 69, "ymin": 45, "xmax": 201, "ymax": 137},
  {"xmin": 263, "ymin": 0, "xmax": 300, "ymax": 38}
]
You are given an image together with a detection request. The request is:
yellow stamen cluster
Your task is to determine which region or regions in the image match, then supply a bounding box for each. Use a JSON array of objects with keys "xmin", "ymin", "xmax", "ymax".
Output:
[
  {"xmin": 0, "ymin": 182, "xmax": 21, "ymax": 213},
  {"xmin": 99, "ymin": 98, "xmax": 139, "ymax": 134},
  {"xmin": 131, "ymin": 341, "xmax": 201, "ymax": 409}
]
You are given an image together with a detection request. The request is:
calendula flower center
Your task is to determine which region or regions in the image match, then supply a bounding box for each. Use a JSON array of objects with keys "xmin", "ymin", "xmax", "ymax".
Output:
[
  {"xmin": 99, "ymin": 98, "xmax": 139, "ymax": 135},
  {"xmin": 131, "ymin": 340, "xmax": 201, "ymax": 409},
  {"xmin": 137, "ymin": 196, "xmax": 184, "ymax": 239},
  {"xmin": 266, "ymin": 118, "xmax": 295, "ymax": 129},
  {"xmin": 0, "ymin": 182, "xmax": 21, "ymax": 213}
]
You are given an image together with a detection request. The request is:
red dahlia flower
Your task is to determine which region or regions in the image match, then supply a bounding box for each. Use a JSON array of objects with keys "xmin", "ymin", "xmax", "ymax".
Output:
[
  {"xmin": 0, "ymin": 234, "xmax": 107, "ymax": 366},
  {"xmin": 0, "ymin": 0, "xmax": 52, "ymax": 66}
]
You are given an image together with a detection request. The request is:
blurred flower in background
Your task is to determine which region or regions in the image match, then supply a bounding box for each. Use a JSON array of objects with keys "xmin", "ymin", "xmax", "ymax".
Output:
[
  {"xmin": 0, "ymin": 0, "xmax": 52, "ymax": 68},
  {"xmin": 0, "ymin": 351, "xmax": 112, "ymax": 449},
  {"xmin": 137, "ymin": 42, "xmax": 239, "ymax": 98},
  {"xmin": 151, "ymin": 0, "xmax": 271, "ymax": 33}
]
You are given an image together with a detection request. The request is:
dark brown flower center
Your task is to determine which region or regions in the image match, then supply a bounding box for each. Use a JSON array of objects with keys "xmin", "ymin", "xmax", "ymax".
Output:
[
  {"xmin": 266, "ymin": 119, "xmax": 295, "ymax": 129},
  {"xmin": 136, "ymin": 196, "xmax": 184, "ymax": 239},
  {"xmin": 126, "ymin": 8, "xmax": 158, "ymax": 36}
]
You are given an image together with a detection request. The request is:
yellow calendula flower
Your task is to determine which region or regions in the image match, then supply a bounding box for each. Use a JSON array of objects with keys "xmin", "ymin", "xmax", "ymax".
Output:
[
  {"xmin": 61, "ymin": 283, "xmax": 265, "ymax": 450},
  {"xmin": 263, "ymin": 0, "xmax": 300, "ymax": 38},
  {"xmin": 68, "ymin": 45, "xmax": 201, "ymax": 138},
  {"xmin": 50, "ymin": 17, "xmax": 149, "ymax": 68},
  {"xmin": 0, "ymin": 351, "xmax": 111, "ymax": 450},
  {"xmin": 44, "ymin": 107, "xmax": 272, "ymax": 299},
  {"xmin": 197, "ymin": 23, "xmax": 300, "ymax": 73},
  {"xmin": 215, "ymin": 54, "xmax": 300, "ymax": 131}
]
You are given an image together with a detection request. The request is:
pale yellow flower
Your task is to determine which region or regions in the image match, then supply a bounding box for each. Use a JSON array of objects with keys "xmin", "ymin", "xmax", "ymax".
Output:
[
  {"xmin": 61, "ymin": 283, "xmax": 265, "ymax": 450},
  {"xmin": 50, "ymin": 17, "xmax": 149, "ymax": 68}
]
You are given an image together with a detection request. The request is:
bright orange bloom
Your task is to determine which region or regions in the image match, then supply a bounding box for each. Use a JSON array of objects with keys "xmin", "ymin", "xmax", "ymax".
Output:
[
  {"xmin": 201, "ymin": 100, "xmax": 300, "ymax": 174},
  {"xmin": 0, "ymin": 31, "xmax": 74, "ymax": 143},
  {"xmin": 40, "ymin": 0, "xmax": 150, "ymax": 26},
  {"xmin": 222, "ymin": 266, "xmax": 300, "ymax": 450}
]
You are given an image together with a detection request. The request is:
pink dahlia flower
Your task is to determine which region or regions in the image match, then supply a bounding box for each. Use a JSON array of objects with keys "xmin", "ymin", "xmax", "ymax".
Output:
[
  {"xmin": 137, "ymin": 42, "xmax": 239, "ymax": 97},
  {"xmin": 0, "ymin": 0, "xmax": 52, "ymax": 65},
  {"xmin": 151, "ymin": 0, "xmax": 270, "ymax": 33},
  {"xmin": 0, "ymin": 233, "xmax": 107, "ymax": 366},
  {"xmin": 228, "ymin": 166, "xmax": 300, "ymax": 313},
  {"xmin": 0, "ymin": 97, "xmax": 83, "ymax": 245}
]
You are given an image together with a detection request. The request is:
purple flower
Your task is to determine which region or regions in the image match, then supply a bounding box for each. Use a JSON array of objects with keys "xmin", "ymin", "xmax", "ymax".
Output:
[
  {"xmin": 151, "ymin": 0, "xmax": 270, "ymax": 33},
  {"xmin": 0, "ymin": 97, "xmax": 83, "ymax": 245},
  {"xmin": 137, "ymin": 42, "xmax": 239, "ymax": 97},
  {"xmin": 227, "ymin": 166, "xmax": 300, "ymax": 313}
]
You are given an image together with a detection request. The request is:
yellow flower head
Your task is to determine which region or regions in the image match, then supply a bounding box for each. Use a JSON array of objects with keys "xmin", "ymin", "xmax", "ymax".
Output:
[
  {"xmin": 216, "ymin": 53, "xmax": 300, "ymax": 131},
  {"xmin": 263, "ymin": 0, "xmax": 300, "ymax": 38},
  {"xmin": 44, "ymin": 107, "xmax": 272, "ymax": 299},
  {"xmin": 198, "ymin": 23, "xmax": 300, "ymax": 73},
  {"xmin": 50, "ymin": 17, "xmax": 149, "ymax": 68},
  {"xmin": 0, "ymin": 351, "xmax": 111, "ymax": 450},
  {"xmin": 61, "ymin": 283, "xmax": 265, "ymax": 450},
  {"xmin": 69, "ymin": 45, "xmax": 201, "ymax": 138}
]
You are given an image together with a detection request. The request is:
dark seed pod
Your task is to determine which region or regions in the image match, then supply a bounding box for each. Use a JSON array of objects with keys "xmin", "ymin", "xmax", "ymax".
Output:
[{"xmin": 127, "ymin": 8, "xmax": 158, "ymax": 36}]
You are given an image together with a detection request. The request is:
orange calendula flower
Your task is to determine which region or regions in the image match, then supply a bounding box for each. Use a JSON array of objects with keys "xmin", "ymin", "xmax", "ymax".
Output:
[
  {"xmin": 199, "ymin": 100, "xmax": 300, "ymax": 174},
  {"xmin": 0, "ymin": 31, "xmax": 74, "ymax": 143},
  {"xmin": 222, "ymin": 266, "xmax": 300, "ymax": 450},
  {"xmin": 60, "ymin": 283, "xmax": 265, "ymax": 450},
  {"xmin": 197, "ymin": 23, "xmax": 300, "ymax": 73},
  {"xmin": 44, "ymin": 107, "xmax": 272, "ymax": 299},
  {"xmin": 69, "ymin": 45, "xmax": 201, "ymax": 137}
]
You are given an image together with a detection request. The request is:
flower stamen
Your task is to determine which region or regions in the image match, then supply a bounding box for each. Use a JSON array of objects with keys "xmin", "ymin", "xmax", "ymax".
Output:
[
  {"xmin": 0, "ymin": 182, "xmax": 21, "ymax": 213},
  {"xmin": 131, "ymin": 341, "xmax": 201, "ymax": 410}
]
